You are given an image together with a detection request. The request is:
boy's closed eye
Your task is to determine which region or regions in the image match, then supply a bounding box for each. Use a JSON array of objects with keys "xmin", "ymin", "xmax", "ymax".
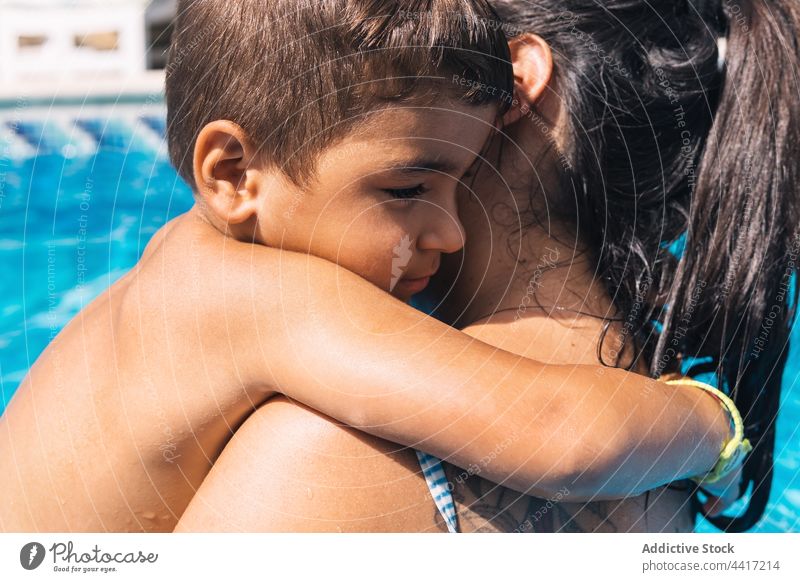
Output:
[
  {"xmin": 378, "ymin": 156, "xmax": 485, "ymax": 202},
  {"xmin": 383, "ymin": 184, "xmax": 429, "ymax": 200}
]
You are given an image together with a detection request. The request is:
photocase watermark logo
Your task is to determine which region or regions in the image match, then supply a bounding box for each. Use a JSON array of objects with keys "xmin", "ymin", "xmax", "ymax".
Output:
[
  {"xmin": 389, "ymin": 234, "xmax": 413, "ymax": 292},
  {"xmin": 20, "ymin": 542, "xmax": 46, "ymax": 570},
  {"xmin": 17, "ymin": 540, "xmax": 158, "ymax": 574}
]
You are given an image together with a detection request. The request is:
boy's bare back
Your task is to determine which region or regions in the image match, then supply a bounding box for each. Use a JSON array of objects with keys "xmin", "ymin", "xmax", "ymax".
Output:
[{"xmin": 0, "ymin": 210, "xmax": 273, "ymax": 531}]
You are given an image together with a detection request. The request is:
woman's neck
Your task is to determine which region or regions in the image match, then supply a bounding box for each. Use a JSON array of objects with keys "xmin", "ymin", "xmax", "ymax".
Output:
[
  {"xmin": 440, "ymin": 130, "xmax": 636, "ymax": 368},
  {"xmin": 445, "ymin": 129, "xmax": 614, "ymax": 329},
  {"xmin": 453, "ymin": 224, "xmax": 611, "ymax": 328}
]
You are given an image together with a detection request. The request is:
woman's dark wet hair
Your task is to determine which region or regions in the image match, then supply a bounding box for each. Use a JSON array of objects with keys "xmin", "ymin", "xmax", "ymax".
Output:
[{"xmin": 492, "ymin": 0, "xmax": 800, "ymax": 531}]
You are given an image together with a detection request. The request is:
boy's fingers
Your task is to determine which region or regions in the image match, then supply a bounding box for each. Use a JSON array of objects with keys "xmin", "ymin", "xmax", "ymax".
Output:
[
  {"xmin": 703, "ymin": 497, "xmax": 724, "ymax": 517},
  {"xmin": 703, "ymin": 487, "xmax": 738, "ymax": 517}
]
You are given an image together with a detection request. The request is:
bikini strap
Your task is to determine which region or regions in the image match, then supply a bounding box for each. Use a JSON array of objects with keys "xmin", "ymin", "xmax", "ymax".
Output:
[{"xmin": 416, "ymin": 451, "xmax": 459, "ymax": 533}]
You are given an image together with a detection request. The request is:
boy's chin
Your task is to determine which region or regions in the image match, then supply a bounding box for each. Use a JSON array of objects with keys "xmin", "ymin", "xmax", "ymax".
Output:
[{"xmin": 391, "ymin": 276, "xmax": 432, "ymax": 301}]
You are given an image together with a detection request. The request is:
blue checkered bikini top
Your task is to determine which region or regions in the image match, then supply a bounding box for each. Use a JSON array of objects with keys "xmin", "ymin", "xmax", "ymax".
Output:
[
  {"xmin": 415, "ymin": 451, "xmax": 459, "ymax": 533},
  {"xmin": 407, "ymin": 297, "xmax": 459, "ymax": 533}
]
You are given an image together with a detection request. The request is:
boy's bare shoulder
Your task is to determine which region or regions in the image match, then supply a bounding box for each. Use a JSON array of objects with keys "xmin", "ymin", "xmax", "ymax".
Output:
[
  {"xmin": 121, "ymin": 211, "xmax": 235, "ymax": 320},
  {"xmin": 111, "ymin": 210, "xmax": 283, "ymax": 390},
  {"xmin": 131, "ymin": 209, "xmax": 278, "ymax": 305}
]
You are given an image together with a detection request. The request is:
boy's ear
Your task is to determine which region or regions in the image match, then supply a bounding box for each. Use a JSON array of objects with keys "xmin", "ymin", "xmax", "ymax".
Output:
[
  {"xmin": 193, "ymin": 120, "xmax": 262, "ymax": 225},
  {"xmin": 502, "ymin": 33, "xmax": 553, "ymax": 127}
]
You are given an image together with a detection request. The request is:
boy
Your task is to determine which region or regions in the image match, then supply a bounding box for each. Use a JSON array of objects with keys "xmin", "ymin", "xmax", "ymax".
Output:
[{"xmin": 0, "ymin": 0, "xmax": 731, "ymax": 532}]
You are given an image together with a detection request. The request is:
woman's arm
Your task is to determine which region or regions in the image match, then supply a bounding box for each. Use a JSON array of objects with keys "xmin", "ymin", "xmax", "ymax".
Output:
[{"xmin": 198, "ymin": 234, "xmax": 729, "ymax": 500}]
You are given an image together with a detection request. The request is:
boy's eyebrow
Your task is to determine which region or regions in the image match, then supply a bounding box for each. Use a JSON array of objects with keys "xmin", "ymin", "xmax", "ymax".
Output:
[{"xmin": 381, "ymin": 156, "xmax": 461, "ymax": 176}]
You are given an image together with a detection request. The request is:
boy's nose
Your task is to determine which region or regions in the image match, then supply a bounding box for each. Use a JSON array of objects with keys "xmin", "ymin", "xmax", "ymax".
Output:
[{"xmin": 417, "ymin": 200, "xmax": 466, "ymax": 255}]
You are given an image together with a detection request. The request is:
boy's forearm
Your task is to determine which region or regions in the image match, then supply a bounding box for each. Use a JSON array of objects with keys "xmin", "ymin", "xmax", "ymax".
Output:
[
  {"xmin": 270, "ymin": 335, "xmax": 724, "ymax": 500},
  {"xmin": 536, "ymin": 367, "xmax": 727, "ymax": 500},
  {"xmin": 226, "ymin": 245, "xmax": 727, "ymax": 500}
]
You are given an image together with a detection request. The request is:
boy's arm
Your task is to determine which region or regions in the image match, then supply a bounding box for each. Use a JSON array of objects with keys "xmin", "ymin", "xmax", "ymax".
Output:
[{"xmin": 207, "ymin": 238, "xmax": 729, "ymax": 500}]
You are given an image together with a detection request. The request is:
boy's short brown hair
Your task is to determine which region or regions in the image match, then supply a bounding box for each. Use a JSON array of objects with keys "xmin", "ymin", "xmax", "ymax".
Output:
[{"xmin": 166, "ymin": 0, "xmax": 513, "ymax": 188}]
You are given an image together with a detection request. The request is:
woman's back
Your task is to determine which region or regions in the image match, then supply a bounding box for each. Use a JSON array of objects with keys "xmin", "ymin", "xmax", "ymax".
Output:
[{"xmin": 442, "ymin": 312, "xmax": 694, "ymax": 532}]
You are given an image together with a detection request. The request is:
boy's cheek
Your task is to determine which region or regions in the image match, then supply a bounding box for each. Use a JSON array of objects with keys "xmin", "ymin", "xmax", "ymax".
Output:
[
  {"xmin": 252, "ymin": 197, "xmax": 292, "ymax": 245},
  {"xmin": 257, "ymin": 194, "xmax": 414, "ymax": 293},
  {"xmin": 339, "ymin": 231, "xmax": 411, "ymax": 291}
]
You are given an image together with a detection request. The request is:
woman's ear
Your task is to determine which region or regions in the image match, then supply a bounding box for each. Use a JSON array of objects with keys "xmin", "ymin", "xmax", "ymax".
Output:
[
  {"xmin": 502, "ymin": 33, "xmax": 554, "ymax": 127},
  {"xmin": 193, "ymin": 120, "xmax": 262, "ymax": 226}
]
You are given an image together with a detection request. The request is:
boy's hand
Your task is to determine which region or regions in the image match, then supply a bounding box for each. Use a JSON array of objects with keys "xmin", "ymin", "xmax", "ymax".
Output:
[{"xmin": 700, "ymin": 463, "xmax": 744, "ymax": 517}]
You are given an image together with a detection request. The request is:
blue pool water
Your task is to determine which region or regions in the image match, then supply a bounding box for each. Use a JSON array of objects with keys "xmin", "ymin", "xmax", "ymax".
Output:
[
  {"xmin": 0, "ymin": 104, "xmax": 194, "ymax": 405},
  {"xmin": 0, "ymin": 105, "xmax": 798, "ymax": 532}
]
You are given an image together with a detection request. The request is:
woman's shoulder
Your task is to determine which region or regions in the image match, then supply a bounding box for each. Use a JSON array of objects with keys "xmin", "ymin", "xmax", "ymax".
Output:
[{"xmin": 177, "ymin": 396, "xmax": 445, "ymax": 532}]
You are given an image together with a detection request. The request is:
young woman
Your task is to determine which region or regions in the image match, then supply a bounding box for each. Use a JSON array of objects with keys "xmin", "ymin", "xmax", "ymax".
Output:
[{"xmin": 176, "ymin": 0, "xmax": 799, "ymax": 532}]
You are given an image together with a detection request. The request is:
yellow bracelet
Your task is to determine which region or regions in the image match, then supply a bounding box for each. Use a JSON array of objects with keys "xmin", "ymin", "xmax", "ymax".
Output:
[{"xmin": 665, "ymin": 378, "xmax": 752, "ymax": 485}]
